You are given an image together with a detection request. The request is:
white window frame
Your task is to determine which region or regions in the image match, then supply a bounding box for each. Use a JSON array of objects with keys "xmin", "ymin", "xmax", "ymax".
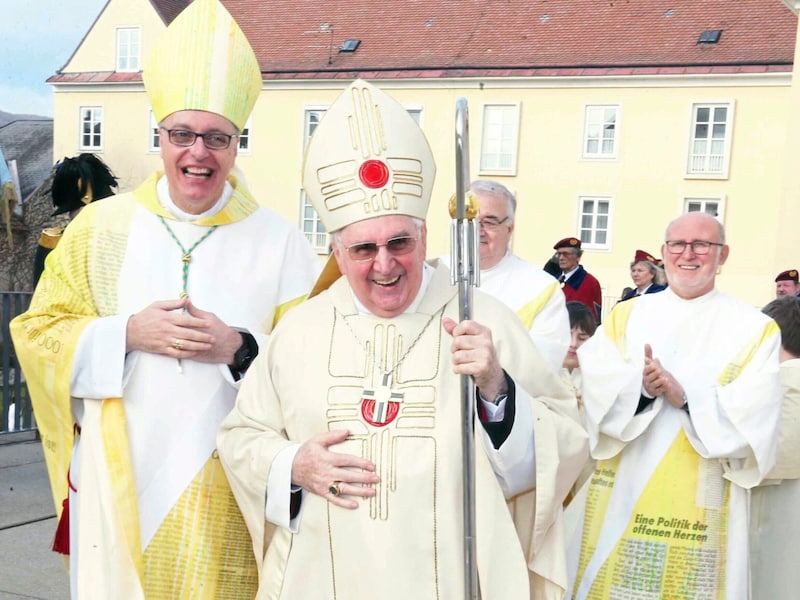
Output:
[
  {"xmin": 686, "ymin": 101, "xmax": 734, "ymax": 179},
  {"xmin": 116, "ymin": 27, "xmax": 141, "ymax": 72},
  {"xmin": 405, "ymin": 106, "xmax": 423, "ymax": 126},
  {"xmin": 79, "ymin": 106, "xmax": 104, "ymax": 151},
  {"xmin": 237, "ymin": 118, "xmax": 251, "ymax": 152},
  {"xmin": 683, "ymin": 196, "xmax": 725, "ymax": 221},
  {"xmin": 148, "ymin": 110, "xmax": 160, "ymax": 152},
  {"xmin": 479, "ymin": 103, "xmax": 520, "ymax": 175},
  {"xmin": 300, "ymin": 190, "xmax": 330, "ymax": 253},
  {"xmin": 576, "ymin": 195, "xmax": 613, "ymax": 249},
  {"xmin": 582, "ymin": 104, "xmax": 619, "ymax": 159},
  {"xmin": 300, "ymin": 107, "xmax": 329, "ymax": 253}
]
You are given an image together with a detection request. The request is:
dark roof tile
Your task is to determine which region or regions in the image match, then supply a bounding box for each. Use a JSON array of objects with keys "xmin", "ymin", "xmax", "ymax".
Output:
[{"xmin": 59, "ymin": 0, "xmax": 795, "ymax": 83}]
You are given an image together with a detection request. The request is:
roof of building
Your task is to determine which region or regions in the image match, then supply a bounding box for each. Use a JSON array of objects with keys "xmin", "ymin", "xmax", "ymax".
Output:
[
  {"xmin": 49, "ymin": 0, "xmax": 797, "ymax": 84},
  {"xmin": 148, "ymin": 0, "xmax": 190, "ymax": 25},
  {"xmin": 0, "ymin": 120, "xmax": 53, "ymax": 201}
]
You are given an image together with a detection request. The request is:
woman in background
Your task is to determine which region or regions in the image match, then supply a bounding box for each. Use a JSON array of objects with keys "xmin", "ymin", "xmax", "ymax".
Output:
[{"xmin": 620, "ymin": 249, "xmax": 667, "ymax": 301}]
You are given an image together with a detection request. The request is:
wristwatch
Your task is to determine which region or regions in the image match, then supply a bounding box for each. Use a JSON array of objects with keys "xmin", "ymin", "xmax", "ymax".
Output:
[
  {"xmin": 491, "ymin": 393, "xmax": 508, "ymax": 406},
  {"xmin": 229, "ymin": 329, "xmax": 258, "ymax": 379}
]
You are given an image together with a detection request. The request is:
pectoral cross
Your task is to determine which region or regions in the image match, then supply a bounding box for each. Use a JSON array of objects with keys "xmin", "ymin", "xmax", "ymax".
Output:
[{"xmin": 362, "ymin": 371, "xmax": 404, "ymax": 426}]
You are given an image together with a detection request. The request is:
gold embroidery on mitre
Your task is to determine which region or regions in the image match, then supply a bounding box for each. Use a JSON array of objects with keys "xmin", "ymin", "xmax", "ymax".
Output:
[
  {"xmin": 143, "ymin": 0, "xmax": 261, "ymax": 131},
  {"xmin": 302, "ymin": 80, "xmax": 436, "ymax": 232}
]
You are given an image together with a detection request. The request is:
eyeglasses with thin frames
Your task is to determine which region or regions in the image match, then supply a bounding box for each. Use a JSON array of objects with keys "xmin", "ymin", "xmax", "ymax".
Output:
[
  {"xmin": 479, "ymin": 216, "xmax": 509, "ymax": 230},
  {"xmin": 664, "ymin": 240, "xmax": 724, "ymax": 255},
  {"xmin": 344, "ymin": 235, "xmax": 419, "ymax": 262},
  {"xmin": 160, "ymin": 127, "xmax": 238, "ymax": 150}
]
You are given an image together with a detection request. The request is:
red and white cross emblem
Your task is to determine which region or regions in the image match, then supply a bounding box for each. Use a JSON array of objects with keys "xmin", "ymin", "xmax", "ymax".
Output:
[{"xmin": 361, "ymin": 371, "xmax": 404, "ymax": 426}]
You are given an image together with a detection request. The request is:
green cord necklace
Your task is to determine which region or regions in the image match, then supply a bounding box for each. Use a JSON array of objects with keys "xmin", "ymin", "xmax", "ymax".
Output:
[{"xmin": 157, "ymin": 215, "xmax": 218, "ymax": 300}]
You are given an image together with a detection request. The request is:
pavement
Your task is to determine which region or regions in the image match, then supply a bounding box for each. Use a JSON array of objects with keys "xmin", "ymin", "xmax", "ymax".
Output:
[{"xmin": 0, "ymin": 433, "xmax": 69, "ymax": 600}]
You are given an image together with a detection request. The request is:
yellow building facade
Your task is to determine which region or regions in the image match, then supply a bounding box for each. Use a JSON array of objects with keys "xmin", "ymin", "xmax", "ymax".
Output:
[{"xmin": 50, "ymin": 0, "xmax": 800, "ymax": 312}]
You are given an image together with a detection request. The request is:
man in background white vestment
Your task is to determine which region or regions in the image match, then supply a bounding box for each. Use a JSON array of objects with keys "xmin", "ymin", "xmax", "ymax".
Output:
[
  {"xmin": 9, "ymin": 1, "xmax": 320, "ymax": 597},
  {"xmin": 441, "ymin": 179, "xmax": 570, "ymax": 374},
  {"xmin": 566, "ymin": 212, "xmax": 781, "ymax": 600}
]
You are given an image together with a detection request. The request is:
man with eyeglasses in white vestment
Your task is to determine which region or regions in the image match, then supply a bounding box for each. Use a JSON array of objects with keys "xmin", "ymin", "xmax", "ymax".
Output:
[
  {"xmin": 218, "ymin": 79, "xmax": 589, "ymax": 600},
  {"xmin": 10, "ymin": 1, "xmax": 320, "ymax": 597},
  {"xmin": 565, "ymin": 212, "xmax": 782, "ymax": 600},
  {"xmin": 440, "ymin": 179, "xmax": 570, "ymax": 375}
]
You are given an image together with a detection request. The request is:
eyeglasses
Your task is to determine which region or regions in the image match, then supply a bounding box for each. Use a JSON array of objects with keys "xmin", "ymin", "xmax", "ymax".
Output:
[
  {"xmin": 664, "ymin": 240, "xmax": 724, "ymax": 255},
  {"xmin": 479, "ymin": 216, "xmax": 509, "ymax": 230},
  {"xmin": 160, "ymin": 128, "xmax": 238, "ymax": 150},
  {"xmin": 344, "ymin": 235, "xmax": 419, "ymax": 262}
]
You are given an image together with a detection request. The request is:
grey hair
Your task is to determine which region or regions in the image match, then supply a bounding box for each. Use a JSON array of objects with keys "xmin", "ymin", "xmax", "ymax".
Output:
[{"xmin": 470, "ymin": 179, "xmax": 516, "ymax": 221}]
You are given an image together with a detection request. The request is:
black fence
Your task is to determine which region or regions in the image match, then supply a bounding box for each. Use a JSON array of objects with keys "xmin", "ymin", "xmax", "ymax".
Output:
[{"xmin": 1, "ymin": 292, "xmax": 34, "ymax": 435}]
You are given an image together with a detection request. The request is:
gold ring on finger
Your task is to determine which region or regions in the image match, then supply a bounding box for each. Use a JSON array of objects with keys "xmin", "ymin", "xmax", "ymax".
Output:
[
  {"xmin": 173, "ymin": 338, "xmax": 184, "ymax": 350},
  {"xmin": 328, "ymin": 481, "xmax": 342, "ymax": 497}
]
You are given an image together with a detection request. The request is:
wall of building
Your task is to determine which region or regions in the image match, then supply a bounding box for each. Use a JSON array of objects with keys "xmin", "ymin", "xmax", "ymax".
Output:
[
  {"xmin": 52, "ymin": 75, "xmax": 794, "ymax": 308},
  {"xmin": 62, "ymin": 0, "xmax": 166, "ymax": 74},
  {"xmin": 49, "ymin": 0, "xmax": 799, "ymax": 309}
]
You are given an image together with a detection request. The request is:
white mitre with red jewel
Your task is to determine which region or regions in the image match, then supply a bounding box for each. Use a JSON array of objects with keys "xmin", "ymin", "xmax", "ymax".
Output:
[{"xmin": 302, "ymin": 79, "xmax": 436, "ymax": 233}]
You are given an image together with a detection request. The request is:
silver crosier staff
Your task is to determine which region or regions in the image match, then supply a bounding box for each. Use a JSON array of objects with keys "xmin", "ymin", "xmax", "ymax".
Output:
[{"xmin": 449, "ymin": 97, "xmax": 481, "ymax": 600}]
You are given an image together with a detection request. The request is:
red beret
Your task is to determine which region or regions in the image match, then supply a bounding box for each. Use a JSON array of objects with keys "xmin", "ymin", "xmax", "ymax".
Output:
[
  {"xmin": 554, "ymin": 237, "xmax": 581, "ymax": 250},
  {"xmin": 633, "ymin": 249, "xmax": 657, "ymax": 263},
  {"xmin": 775, "ymin": 269, "xmax": 799, "ymax": 283}
]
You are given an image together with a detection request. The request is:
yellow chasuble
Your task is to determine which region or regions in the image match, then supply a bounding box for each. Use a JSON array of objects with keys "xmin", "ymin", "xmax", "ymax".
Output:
[{"xmin": 11, "ymin": 171, "xmax": 318, "ymax": 598}]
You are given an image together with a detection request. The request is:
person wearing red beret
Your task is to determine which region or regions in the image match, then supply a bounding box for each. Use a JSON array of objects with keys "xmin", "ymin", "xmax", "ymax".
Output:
[
  {"xmin": 775, "ymin": 269, "xmax": 800, "ymax": 299},
  {"xmin": 554, "ymin": 237, "xmax": 603, "ymax": 323}
]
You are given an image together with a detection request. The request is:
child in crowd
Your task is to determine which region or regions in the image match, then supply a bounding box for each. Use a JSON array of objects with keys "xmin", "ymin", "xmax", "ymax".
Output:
[{"xmin": 562, "ymin": 301, "xmax": 597, "ymax": 503}]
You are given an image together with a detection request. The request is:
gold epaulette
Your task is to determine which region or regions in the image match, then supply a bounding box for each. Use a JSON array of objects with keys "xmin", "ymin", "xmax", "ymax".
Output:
[{"xmin": 38, "ymin": 227, "xmax": 65, "ymax": 250}]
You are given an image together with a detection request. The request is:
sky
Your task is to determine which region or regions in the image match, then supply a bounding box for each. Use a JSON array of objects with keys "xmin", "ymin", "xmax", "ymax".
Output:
[{"xmin": 0, "ymin": 0, "xmax": 109, "ymax": 117}]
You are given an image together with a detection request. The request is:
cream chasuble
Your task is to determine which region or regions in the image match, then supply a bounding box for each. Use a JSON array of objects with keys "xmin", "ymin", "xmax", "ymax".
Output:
[
  {"xmin": 219, "ymin": 264, "xmax": 589, "ymax": 600},
  {"xmin": 10, "ymin": 172, "xmax": 320, "ymax": 598},
  {"xmin": 566, "ymin": 289, "xmax": 781, "ymax": 600}
]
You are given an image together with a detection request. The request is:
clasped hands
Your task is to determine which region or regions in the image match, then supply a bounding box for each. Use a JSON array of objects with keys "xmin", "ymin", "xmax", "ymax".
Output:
[
  {"xmin": 125, "ymin": 297, "xmax": 241, "ymax": 364},
  {"xmin": 292, "ymin": 317, "xmax": 507, "ymax": 509},
  {"xmin": 642, "ymin": 343, "xmax": 687, "ymax": 409}
]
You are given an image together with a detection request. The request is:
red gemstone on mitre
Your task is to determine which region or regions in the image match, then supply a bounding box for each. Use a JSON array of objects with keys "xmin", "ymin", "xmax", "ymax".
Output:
[{"xmin": 359, "ymin": 160, "xmax": 390, "ymax": 189}]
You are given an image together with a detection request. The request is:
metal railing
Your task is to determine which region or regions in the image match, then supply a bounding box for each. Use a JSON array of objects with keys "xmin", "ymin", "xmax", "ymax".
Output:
[{"xmin": 1, "ymin": 292, "xmax": 34, "ymax": 435}]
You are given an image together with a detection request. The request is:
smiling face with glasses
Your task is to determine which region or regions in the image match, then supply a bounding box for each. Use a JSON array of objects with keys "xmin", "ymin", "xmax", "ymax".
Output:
[
  {"xmin": 333, "ymin": 215, "xmax": 427, "ymax": 317},
  {"xmin": 475, "ymin": 190, "xmax": 514, "ymax": 269},
  {"xmin": 662, "ymin": 213, "xmax": 729, "ymax": 299},
  {"xmin": 158, "ymin": 110, "xmax": 239, "ymax": 214}
]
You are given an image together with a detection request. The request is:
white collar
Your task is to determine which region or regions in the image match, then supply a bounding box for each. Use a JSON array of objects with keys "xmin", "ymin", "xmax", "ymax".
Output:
[
  {"xmin": 561, "ymin": 266, "xmax": 579, "ymax": 279},
  {"xmin": 156, "ymin": 176, "xmax": 232, "ymax": 221}
]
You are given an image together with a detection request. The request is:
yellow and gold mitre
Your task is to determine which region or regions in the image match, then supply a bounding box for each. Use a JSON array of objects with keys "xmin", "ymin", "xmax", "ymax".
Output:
[
  {"xmin": 143, "ymin": 0, "xmax": 261, "ymax": 131},
  {"xmin": 302, "ymin": 79, "xmax": 436, "ymax": 233}
]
